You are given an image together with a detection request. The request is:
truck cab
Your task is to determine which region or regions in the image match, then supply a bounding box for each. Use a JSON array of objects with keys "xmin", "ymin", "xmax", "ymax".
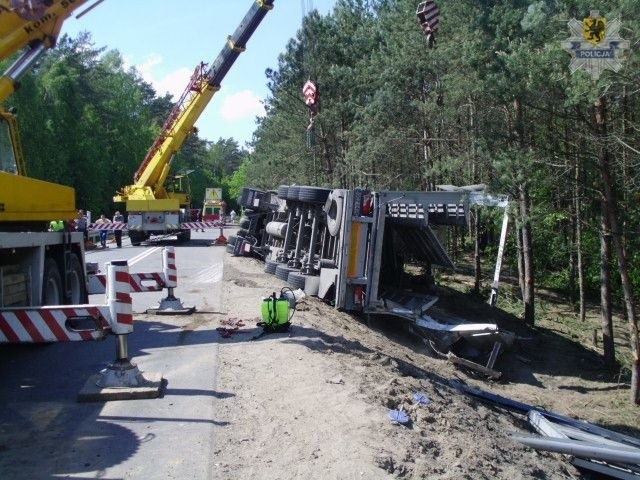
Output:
[{"xmin": 202, "ymin": 200, "xmax": 225, "ymax": 222}]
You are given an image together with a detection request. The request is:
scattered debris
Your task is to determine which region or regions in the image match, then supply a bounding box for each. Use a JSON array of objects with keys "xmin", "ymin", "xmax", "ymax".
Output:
[
  {"xmin": 446, "ymin": 351, "xmax": 502, "ymax": 380},
  {"xmin": 453, "ymin": 380, "xmax": 640, "ymax": 479},
  {"xmin": 413, "ymin": 391, "xmax": 431, "ymax": 405},
  {"xmin": 326, "ymin": 375, "xmax": 345, "ymax": 385},
  {"xmin": 388, "ymin": 409, "xmax": 411, "ymax": 426},
  {"xmin": 216, "ymin": 317, "xmax": 254, "ymax": 338}
]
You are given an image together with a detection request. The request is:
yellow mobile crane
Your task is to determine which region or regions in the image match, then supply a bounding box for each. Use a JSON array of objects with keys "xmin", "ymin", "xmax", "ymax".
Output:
[
  {"xmin": 0, "ymin": 0, "xmax": 98, "ymax": 223},
  {"xmin": 0, "ymin": 0, "xmax": 102, "ymax": 309},
  {"xmin": 114, "ymin": 0, "xmax": 275, "ymax": 246}
]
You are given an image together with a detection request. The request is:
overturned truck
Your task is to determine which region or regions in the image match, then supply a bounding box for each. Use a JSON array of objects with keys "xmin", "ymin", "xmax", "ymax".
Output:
[{"xmin": 230, "ymin": 185, "xmax": 513, "ymax": 372}]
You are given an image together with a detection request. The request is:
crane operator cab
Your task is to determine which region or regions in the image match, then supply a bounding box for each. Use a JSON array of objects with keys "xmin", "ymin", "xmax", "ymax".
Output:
[{"xmin": 0, "ymin": 113, "xmax": 20, "ymax": 175}]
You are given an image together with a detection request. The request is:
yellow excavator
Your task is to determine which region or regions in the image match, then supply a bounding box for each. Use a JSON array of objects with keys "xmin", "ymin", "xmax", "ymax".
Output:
[{"xmin": 114, "ymin": 0, "xmax": 275, "ymax": 246}]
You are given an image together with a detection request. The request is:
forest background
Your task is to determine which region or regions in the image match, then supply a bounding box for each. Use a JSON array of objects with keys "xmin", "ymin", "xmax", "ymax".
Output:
[{"xmin": 3, "ymin": 0, "xmax": 639, "ymax": 402}]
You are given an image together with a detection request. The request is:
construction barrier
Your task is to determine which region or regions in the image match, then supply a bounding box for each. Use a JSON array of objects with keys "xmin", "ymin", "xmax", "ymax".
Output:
[
  {"xmin": 87, "ymin": 246, "xmax": 194, "ymax": 315},
  {"xmin": 0, "ymin": 261, "xmax": 132, "ymax": 343},
  {"xmin": 88, "ymin": 221, "xmax": 223, "ymax": 231}
]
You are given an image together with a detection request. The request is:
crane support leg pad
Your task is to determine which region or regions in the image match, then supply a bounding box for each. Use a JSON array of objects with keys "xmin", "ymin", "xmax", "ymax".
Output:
[
  {"xmin": 77, "ymin": 372, "xmax": 163, "ymax": 402},
  {"xmin": 147, "ymin": 305, "xmax": 196, "ymax": 315}
]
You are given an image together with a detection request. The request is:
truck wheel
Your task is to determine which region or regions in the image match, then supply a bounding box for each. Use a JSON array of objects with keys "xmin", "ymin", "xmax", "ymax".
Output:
[
  {"xmin": 177, "ymin": 229, "xmax": 191, "ymax": 242},
  {"xmin": 275, "ymin": 264, "xmax": 298, "ymax": 282},
  {"xmin": 285, "ymin": 186, "xmax": 300, "ymax": 201},
  {"xmin": 65, "ymin": 254, "xmax": 87, "ymax": 305},
  {"xmin": 42, "ymin": 258, "xmax": 63, "ymax": 306},
  {"xmin": 325, "ymin": 192, "xmax": 343, "ymax": 237},
  {"xmin": 297, "ymin": 186, "xmax": 331, "ymax": 204},
  {"xmin": 264, "ymin": 259, "xmax": 279, "ymax": 275},
  {"xmin": 287, "ymin": 272, "xmax": 308, "ymax": 290},
  {"xmin": 277, "ymin": 185, "xmax": 289, "ymax": 199},
  {"xmin": 129, "ymin": 231, "xmax": 145, "ymax": 246}
]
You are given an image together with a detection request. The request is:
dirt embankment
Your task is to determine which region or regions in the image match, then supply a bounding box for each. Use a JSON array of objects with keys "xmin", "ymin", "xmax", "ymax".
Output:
[{"xmin": 209, "ymin": 254, "xmax": 639, "ymax": 479}]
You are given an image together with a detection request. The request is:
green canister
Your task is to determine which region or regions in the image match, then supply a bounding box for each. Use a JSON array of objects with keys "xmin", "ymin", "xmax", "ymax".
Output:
[{"xmin": 261, "ymin": 293, "xmax": 290, "ymax": 325}]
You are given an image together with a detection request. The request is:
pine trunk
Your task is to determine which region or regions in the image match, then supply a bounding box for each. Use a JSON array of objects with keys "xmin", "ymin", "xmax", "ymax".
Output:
[
  {"xmin": 519, "ymin": 183, "xmax": 535, "ymax": 326},
  {"xmin": 595, "ymin": 96, "xmax": 640, "ymax": 403},
  {"xmin": 474, "ymin": 208, "xmax": 481, "ymax": 294},
  {"xmin": 599, "ymin": 197, "xmax": 615, "ymax": 365}
]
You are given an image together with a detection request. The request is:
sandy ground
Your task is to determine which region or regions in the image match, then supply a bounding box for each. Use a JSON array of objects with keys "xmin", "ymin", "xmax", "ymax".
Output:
[{"xmin": 206, "ymin": 253, "xmax": 638, "ymax": 480}]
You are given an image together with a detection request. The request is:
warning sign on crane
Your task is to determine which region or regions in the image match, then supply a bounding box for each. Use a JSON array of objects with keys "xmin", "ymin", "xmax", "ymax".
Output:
[{"xmin": 205, "ymin": 188, "xmax": 223, "ymax": 201}]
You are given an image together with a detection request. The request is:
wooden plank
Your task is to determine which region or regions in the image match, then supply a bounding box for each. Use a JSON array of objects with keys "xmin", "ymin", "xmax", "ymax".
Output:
[
  {"xmin": 486, "ymin": 341, "xmax": 502, "ymax": 369},
  {"xmin": 3, "ymin": 281, "xmax": 26, "ymax": 296},
  {"xmin": 4, "ymin": 291, "xmax": 27, "ymax": 306},
  {"xmin": 3, "ymin": 272, "xmax": 26, "ymax": 287},
  {"xmin": 447, "ymin": 352, "xmax": 502, "ymax": 379}
]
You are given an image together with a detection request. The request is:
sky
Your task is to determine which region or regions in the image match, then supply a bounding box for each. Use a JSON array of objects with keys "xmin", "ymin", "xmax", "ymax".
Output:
[{"xmin": 60, "ymin": 0, "xmax": 338, "ymax": 149}]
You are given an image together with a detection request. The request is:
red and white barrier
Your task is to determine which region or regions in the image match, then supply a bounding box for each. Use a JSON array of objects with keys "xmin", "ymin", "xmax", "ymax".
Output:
[
  {"xmin": 180, "ymin": 221, "xmax": 223, "ymax": 230},
  {"xmin": 163, "ymin": 247, "xmax": 177, "ymax": 288},
  {"xmin": 88, "ymin": 222, "xmax": 127, "ymax": 231},
  {"xmin": 106, "ymin": 261, "xmax": 133, "ymax": 335},
  {"xmin": 89, "ymin": 271, "xmax": 165, "ymax": 295},
  {"xmin": 0, "ymin": 261, "xmax": 133, "ymax": 343},
  {"xmin": 87, "ymin": 246, "xmax": 194, "ymax": 315},
  {"xmin": 152, "ymin": 246, "xmax": 195, "ymax": 315},
  {"xmin": 87, "ymin": 221, "xmax": 222, "ymax": 231}
]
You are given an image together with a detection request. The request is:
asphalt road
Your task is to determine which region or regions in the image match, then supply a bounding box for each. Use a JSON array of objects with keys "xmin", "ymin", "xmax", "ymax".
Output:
[{"xmin": 0, "ymin": 230, "xmax": 232, "ymax": 480}]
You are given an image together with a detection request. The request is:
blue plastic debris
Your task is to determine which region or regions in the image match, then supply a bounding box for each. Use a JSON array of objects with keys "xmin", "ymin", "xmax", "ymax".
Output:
[
  {"xmin": 388, "ymin": 409, "xmax": 410, "ymax": 424},
  {"xmin": 414, "ymin": 391, "xmax": 431, "ymax": 405}
]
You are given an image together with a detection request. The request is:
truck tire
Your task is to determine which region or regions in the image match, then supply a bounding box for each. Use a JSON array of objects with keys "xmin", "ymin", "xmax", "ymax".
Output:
[
  {"xmin": 42, "ymin": 258, "xmax": 63, "ymax": 306},
  {"xmin": 129, "ymin": 231, "xmax": 145, "ymax": 246},
  {"xmin": 325, "ymin": 191, "xmax": 343, "ymax": 237},
  {"xmin": 277, "ymin": 185, "xmax": 289, "ymax": 199},
  {"xmin": 177, "ymin": 229, "xmax": 191, "ymax": 242},
  {"xmin": 287, "ymin": 272, "xmax": 308, "ymax": 290},
  {"xmin": 297, "ymin": 186, "xmax": 331, "ymax": 204},
  {"xmin": 285, "ymin": 185, "xmax": 300, "ymax": 201},
  {"xmin": 64, "ymin": 254, "xmax": 87, "ymax": 305},
  {"xmin": 239, "ymin": 217, "xmax": 250, "ymax": 229},
  {"xmin": 264, "ymin": 259, "xmax": 279, "ymax": 275},
  {"xmin": 275, "ymin": 264, "xmax": 298, "ymax": 282}
]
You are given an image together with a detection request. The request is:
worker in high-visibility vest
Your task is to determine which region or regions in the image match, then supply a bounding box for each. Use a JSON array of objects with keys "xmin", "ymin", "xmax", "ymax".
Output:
[{"xmin": 49, "ymin": 220, "xmax": 65, "ymax": 232}]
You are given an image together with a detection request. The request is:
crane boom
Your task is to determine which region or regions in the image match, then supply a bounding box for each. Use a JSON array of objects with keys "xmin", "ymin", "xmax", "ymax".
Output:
[
  {"xmin": 114, "ymin": 0, "xmax": 275, "ymax": 210},
  {"xmin": 0, "ymin": 0, "xmax": 93, "ymax": 103}
]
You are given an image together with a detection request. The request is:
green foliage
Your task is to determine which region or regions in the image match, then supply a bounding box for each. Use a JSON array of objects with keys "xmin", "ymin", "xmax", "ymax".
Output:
[
  {"xmin": 8, "ymin": 32, "xmax": 246, "ymax": 217},
  {"xmin": 6, "ymin": 2, "xmax": 639, "ymax": 315},
  {"xmin": 243, "ymin": 0, "xmax": 640, "ymax": 310}
]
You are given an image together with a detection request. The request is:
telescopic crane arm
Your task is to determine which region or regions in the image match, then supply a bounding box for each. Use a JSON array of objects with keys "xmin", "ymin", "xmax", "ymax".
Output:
[
  {"xmin": 114, "ymin": 0, "xmax": 275, "ymax": 206},
  {"xmin": 0, "ymin": 0, "xmax": 94, "ymax": 103}
]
